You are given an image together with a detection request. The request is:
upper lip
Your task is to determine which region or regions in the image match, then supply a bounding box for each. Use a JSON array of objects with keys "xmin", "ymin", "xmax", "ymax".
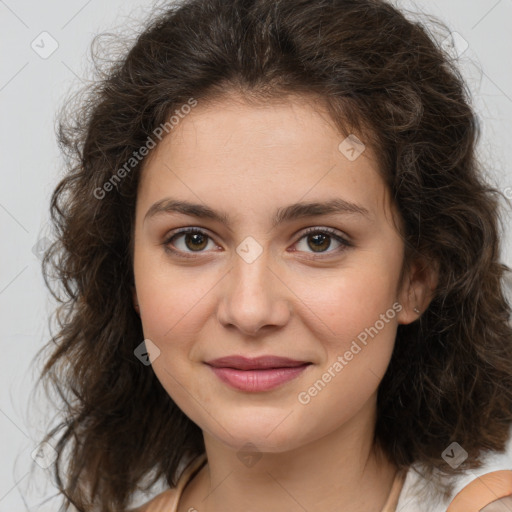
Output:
[{"xmin": 205, "ymin": 355, "xmax": 311, "ymax": 370}]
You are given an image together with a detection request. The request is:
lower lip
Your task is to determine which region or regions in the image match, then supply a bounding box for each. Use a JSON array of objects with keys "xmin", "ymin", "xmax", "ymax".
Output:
[{"xmin": 207, "ymin": 364, "xmax": 311, "ymax": 392}]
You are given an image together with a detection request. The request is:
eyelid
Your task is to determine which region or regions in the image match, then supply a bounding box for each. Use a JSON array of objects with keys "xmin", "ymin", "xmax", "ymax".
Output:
[{"xmin": 298, "ymin": 226, "xmax": 352, "ymax": 245}]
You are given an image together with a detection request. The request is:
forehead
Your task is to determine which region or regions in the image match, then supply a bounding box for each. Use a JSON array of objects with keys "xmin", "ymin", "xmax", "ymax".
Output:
[
  {"xmin": 137, "ymin": 94, "xmax": 395, "ymax": 226},
  {"xmin": 146, "ymin": 93, "xmax": 370, "ymax": 166}
]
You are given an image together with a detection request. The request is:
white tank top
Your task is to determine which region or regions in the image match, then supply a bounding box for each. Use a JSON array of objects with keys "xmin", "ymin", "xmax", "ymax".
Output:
[{"xmin": 129, "ymin": 441, "xmax": 512, "ymax": 511}]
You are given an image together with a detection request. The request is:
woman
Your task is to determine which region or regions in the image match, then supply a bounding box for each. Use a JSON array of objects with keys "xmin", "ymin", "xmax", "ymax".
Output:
[{"xmin": 35, "ymin": 0, "xmax": 512, "ymax": 510}]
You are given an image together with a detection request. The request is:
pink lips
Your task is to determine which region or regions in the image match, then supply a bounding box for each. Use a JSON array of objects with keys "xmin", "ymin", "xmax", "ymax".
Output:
[{"xmin": 205, "ymin": 355, "xmax": 312, "ymax": 392}]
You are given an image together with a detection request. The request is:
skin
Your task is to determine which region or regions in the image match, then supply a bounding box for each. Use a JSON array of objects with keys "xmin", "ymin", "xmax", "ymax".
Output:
[{"xmin": 132, "ymin": 93, "xmax": 438, "ymax": 512}]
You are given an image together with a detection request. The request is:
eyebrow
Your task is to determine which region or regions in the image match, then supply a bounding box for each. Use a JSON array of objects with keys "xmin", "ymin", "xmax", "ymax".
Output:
[{"xmin": 144, "ymin": 197, "xmax": 371, "ymax": 229}]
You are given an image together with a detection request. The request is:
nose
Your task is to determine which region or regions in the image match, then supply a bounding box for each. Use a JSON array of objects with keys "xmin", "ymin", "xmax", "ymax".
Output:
[{"xmin": 216, "ymin": 248, "xmax": 292, "ymax": 336}]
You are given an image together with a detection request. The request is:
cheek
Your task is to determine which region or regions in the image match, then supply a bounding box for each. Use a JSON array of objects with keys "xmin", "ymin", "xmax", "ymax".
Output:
[
  {"xmin": 292, "ymin": 262, "xmax": 400, "ymax": 344},
  {"xmin": 133, "ymin": 249, "xmax": 212, "ymax": 340},
  {"xmin": 134, "ymin": 266, "xmax": 211, "ymax": 409},
  {"xmin": 297, "ymin": 300, "xmax": 399, "ymax": 431}
]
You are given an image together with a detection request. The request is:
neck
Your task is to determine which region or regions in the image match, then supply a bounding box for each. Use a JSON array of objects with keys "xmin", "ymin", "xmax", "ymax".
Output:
[{"xmin": 179, "ymin": 396, "xmax": 398, "ymax": 512}]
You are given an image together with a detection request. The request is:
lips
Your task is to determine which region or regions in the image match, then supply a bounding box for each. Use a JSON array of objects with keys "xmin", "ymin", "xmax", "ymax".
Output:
[
  {"xmin": 205, "ymin": 355, "xmax": 310, "ymax": 370},
  {"xmin": 204, "ymin": 355, "xmax": 312, "ymax": 392}
]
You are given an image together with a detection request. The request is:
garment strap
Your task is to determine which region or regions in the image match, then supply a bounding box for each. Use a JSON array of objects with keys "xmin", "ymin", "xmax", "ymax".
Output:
[{"xmin": 381, "ymin": 469, "xmax": 407, "ymax": 512}]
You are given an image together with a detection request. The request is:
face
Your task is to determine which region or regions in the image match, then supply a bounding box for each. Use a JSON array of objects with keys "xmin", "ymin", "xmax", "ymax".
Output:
[{"xmin": 132, "ymin": 94, "xmax": 430, "ymax": 453}]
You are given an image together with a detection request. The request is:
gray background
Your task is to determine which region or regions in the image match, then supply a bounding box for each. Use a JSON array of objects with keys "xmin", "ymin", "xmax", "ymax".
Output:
[{"xmin": 1, "ymin": 0, "xmax": 511, "ymax": 510}]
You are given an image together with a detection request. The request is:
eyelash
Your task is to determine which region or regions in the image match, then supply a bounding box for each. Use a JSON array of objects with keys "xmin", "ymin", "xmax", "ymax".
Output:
[{"xmin": 162, "ymin": 226, "xmax": 352, "ymax": 260}]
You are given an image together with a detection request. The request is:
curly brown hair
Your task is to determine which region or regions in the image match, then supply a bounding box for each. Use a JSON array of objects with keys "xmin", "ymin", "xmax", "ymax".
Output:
[{"xmin": 34, "ymin": 0, "xmax": 512, "ymax": 510}]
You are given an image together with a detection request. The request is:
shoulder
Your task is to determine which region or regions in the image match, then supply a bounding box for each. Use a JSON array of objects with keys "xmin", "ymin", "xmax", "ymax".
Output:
[
  {"xmin": 446, "ymin": 445, "xmax": 512, "ymax": 512},
  {"xmin": 396, "ymin": 448, "xmax": 512, "ymax": 512},
  {"xmin": 479, "ymin": 495, "xmax": 512, "ymax": 511},
  {"xmin": 447, "ymin": 469, "xmax": 512, "ymax": 512}
]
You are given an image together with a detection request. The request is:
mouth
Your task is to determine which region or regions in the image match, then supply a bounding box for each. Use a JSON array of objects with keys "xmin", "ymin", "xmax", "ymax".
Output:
[
  {"xmin": 205, "ymin": 355, "xmax": 311, "ymax": 370},
  {"xmin": 204, "ymin": 355, "xmax": 312, "ymax": 392}
]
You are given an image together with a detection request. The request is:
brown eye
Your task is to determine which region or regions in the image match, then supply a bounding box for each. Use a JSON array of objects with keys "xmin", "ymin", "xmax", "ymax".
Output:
[
  {"xmin": 163, "ymin": 228, "xmax": 216, "ymax": 256},
  {"xmin": 294, "ymin": 228, "xmax": 351, "ymax": 256},
  {"xmin": 181, "ymin": 231, "xmax": 209, "ymax": 251},
  {"xmin": 305, "ymin": 232, "xmax": 332, "ymax": 252}
]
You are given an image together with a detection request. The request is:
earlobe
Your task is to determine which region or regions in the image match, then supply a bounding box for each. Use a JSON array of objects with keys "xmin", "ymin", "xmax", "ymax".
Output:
[
  {"xmin": 396, "ymin": 285, "xmax": 421, "ymax": 325},
  {"xmin": 397, "ymin": 257, "xmax": 439, "ymax": 325}
]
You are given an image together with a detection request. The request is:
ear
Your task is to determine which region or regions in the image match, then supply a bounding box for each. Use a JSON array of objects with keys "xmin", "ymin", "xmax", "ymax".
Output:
[
  {"xmin": 396, "ymin": 256, "xmax": 438, "ymax": 325},
  {"xmin": 132, "ymin": 285, "xmax": 140, "ymax": 315}
]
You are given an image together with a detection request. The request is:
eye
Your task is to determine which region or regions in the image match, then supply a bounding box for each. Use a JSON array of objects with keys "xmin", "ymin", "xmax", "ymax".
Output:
[
  {"xmin": 292, "ymin": 227, "xmax": 352, "ymax": 257},
  {"xmin": 162, "ymin": 226, "xmax": 352, "ymax": 259},
  {"xmin": 163, "ymin": 228, "xmax": 218, "ymax": 258}
]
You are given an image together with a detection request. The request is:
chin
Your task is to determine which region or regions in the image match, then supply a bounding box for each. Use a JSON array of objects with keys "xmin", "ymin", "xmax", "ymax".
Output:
[
  {"xmin": 209, "ymin": 417, "xmax": 306, "ymax": 453},
  {"xmin": 226, "ymin": 435, "xmax": 298, "ymax": 454}
]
